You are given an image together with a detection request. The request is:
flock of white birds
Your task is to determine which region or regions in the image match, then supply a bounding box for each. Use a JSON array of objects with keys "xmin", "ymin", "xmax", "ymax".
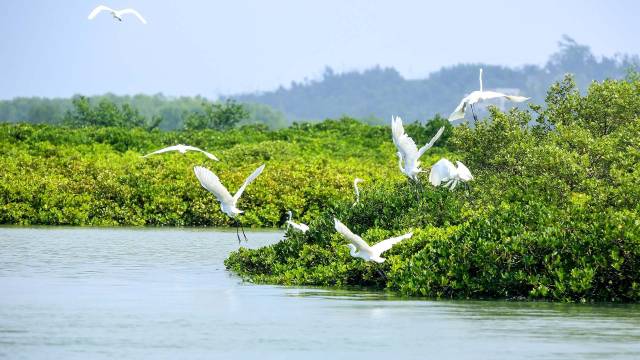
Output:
[{"xmin": 90, "ymin": 4, "xmax": 529, "ymax": 261}]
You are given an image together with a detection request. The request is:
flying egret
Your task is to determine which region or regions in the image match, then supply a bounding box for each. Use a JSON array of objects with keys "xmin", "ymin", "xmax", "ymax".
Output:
[
  {"xmin": 334, "ymin": 218, "xmax": 412, "ymax": 264},
  {"xmin": 193, "ymin": 164, "xmax": 265, "ymax": 243},
  {"xmin": 143, "ymin": 144, "xmax": 219, "ymax": 161},
  {"xmin": 391, "ymin": 116, "xmax": 445, "ymax": 181},
  {"xmin": 429, "ymin": 158, "xmax": 473, "ymax": 191},
  {"xmin": 352, "ymin": 178, "xmax": 364, "ymax": 207},
  {"xmin": 448, "ymin": 68, "xmax": 529, "ymax": 122},
  {"xmin": 286, "ymin": 211, "xmax": 309, "ymax": 233},
  {"xmin": 88, "ymin": 5, "xmax": 147, "ymax": 24}
]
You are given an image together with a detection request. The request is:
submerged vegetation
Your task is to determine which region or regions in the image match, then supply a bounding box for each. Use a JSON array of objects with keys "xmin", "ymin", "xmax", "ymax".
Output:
[{"xmin": 226, "ymin": 75, "xmax": 640, "ymax": 302}]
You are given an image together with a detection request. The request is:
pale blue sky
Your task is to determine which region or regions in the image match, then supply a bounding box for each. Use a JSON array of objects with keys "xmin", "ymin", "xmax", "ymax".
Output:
[{"xmin": 0, "ymin": 0, "xmax": 638, "ymax": 99}]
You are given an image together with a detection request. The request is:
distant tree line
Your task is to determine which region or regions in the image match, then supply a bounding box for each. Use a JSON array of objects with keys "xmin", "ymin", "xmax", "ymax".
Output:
[
  {"xmin": 0, "ymin": 94, "xmax": 287, "ymax": 130},
  {"xmin": 237, "ymin": 36, "xmax": 640, "ymax": 123},
  {"xmin": 1, "ymin": 36, "xmax": 638, "ymax": 128}
]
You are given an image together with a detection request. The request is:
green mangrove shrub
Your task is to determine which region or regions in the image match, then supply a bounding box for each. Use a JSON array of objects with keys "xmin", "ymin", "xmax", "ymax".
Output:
[
  {"xmin": 226, "ymin": 76, "xmax": 640, "ymax": 302},
  {"xmin": 0, "ymin": 118, "xmax": 447, "ymax": 227}
]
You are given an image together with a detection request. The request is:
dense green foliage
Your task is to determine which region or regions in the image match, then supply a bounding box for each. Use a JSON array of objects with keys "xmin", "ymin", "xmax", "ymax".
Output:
[
  {"xmin": 226, "ymin": 75, "xmax": 640, "ymax": 302},
  {"xmin": 0, "ymin": 118, "xmax": 449, "ymax": 227},
  {"xmin": 63, "ymin": 96, "xmax": 162, "ymax": 130},
  {"xmin": 184, "ymin": 99, "xmax": 249, "ymax": 131}
]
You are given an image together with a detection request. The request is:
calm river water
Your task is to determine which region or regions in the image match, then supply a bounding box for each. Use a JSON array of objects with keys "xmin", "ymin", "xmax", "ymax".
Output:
[{"xmin": 1, "ymin": 227, "xmax": 639, "ymax": 359}]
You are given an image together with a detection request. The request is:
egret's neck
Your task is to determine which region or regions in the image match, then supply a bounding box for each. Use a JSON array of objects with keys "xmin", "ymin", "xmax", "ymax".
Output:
[
  {"xmin": 287, "ymin": 211, "xmax": 292, "ymax": 221},
  {"xmin": 350, "ymin": 247, "xmax": 358, "ymax": 257},
  {"xmin": 479, "ymin": 69, "xmax": 484, "ymax": 92}
]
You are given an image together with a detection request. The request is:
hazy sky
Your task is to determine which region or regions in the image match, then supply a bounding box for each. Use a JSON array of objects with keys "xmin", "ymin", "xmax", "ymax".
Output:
[{"xmin": 0, "ymin": 0, "xmax": 638, "ymax": 99}]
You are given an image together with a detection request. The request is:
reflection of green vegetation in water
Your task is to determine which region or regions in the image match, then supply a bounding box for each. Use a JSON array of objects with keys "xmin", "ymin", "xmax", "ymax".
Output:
[
  {"xmin": 226, "ymin": 75, "xmax": 640, "ymax": 302},
  {"xmin": 0, "ymin": 116, "xmax": 450, "ymax": 227}
]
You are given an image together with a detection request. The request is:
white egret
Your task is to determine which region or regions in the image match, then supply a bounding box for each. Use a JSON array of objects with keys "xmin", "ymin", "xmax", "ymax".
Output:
[
  {"xmin": 334, "ymin": 218, "xmax": 412, "ymax": 264},
  {"xmin": 448, "ymin": 68, "xmax": 529, "ymax": 122},
  {"xmin": 286, "ymin": 211, "xmax": 309, "ymax": 233},
  {"xmin": 193, "ymin": 164, "xmax": 265, "ymax": 242},
  {"xmin": 429, "ymin": 158, "xmax": 473, "ymax": 191},
  {"xmin": 88, "ymin": 5, "xmax": 147, "ymax": 24},
  {"xmin": 391, "ymin": 116, "xmax": 445, "ymax": 181},
  {"xmin": 143, "ymin": 144, "xmax": 219, "ymax": 161},
  {"xmin": 352, "ymin": 178, "xmax": 364, "ymax": 207}
]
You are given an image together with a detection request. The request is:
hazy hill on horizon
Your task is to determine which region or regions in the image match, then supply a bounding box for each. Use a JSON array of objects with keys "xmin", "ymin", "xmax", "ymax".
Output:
[
  {"xmin": 236, "ymin": 36, "xmax": 639, "ymax": 123},
  {"xmin": 1, "ymin": 36, "xmax": 637, "ymax": 128}
]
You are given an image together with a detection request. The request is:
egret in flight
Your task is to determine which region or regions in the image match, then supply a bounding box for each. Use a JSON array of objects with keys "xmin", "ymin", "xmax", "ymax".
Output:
[
  {"xmin": 334, "ymin": 218, "xmax": 412, "ymax": 264},
  {"xmin": 88, "ymin": 5, "xmax": 147, "ymax": 24},
  {"xmin": 286, "ymin": 211, "xmax": 309, "ymax": 233},
  {"xmin": 429, "ymin": 158, "xmax": 473, "ymax": 191},
  {"xmin": 392, "ymin": 116, "xmax": 445, "ymax": 181},
  {"xmin": 143, "ymin": 144, "xmax": 219, "ymax": 161},
  {"xmin": 194, "ymin": 164, "xmax": 265, "ymax": 242},
  {"xmin": 352, "ymin": 178, "xmax": 364, "ymax": 207},
  {"xmin": 448, "ymin": 68, "xmax": 529, "ymax": 121}
]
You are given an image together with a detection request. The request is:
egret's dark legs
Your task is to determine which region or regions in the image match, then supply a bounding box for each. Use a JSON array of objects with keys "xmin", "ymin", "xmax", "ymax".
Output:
[
  {"xmin": 409, "ymin": 177, "xmax": 422, "ymax": 201},
  {"xmin": 240, "ymin": 223, "xmax": 248, "ymax": 242},
  {"xmin": 471, "ymin": 104, "xmax": 478, "ymax": 121},
  {"xmin": 234, "ymin": 219, "xmax": 242, "ymax": 244},
  {"xmin": 376, "ymin": 268, "xmax": 387, "ymax": 280}
]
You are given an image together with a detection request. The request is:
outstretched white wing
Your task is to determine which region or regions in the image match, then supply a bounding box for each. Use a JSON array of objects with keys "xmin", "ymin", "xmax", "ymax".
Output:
[
  {"xmin": 455, "ymin": 161, "xmax": 474, "ymax": 181},
  {"xmin": 143, "ymin": 145, "xmax": 181, "ymax": 157},
  {"xmin": 118, "ymin": 8, "xmax": 147, "ymax": 24},
  {"xmin": 233, "ymin": 164, "xmax": 265, "ymax": 202},
  {"xmin": 182, "ymin": 145, "xmax": 219, "ymax": 161},
  {"xmin": 193, "ymin": 166, "xmax": 234, "ymax": 205},
  {"xmin": 334, "ymin": 218, "xmax": 371, "ymax": 253},
  {"xmin": 504, "ymin": 95, "xmax": 530, "ymax": 103},
  {"xmin": 88, "ymin": 5, "xmax": 114, "ymax": 19},
  {"xmin": 449, "ymin": 95, "xmax": 470, "ymax": 121},
  {"xmin": 370, "ymin": 232, "xmax": 412, "ymax": 255},
  {"xmin": 417, "ymin": 126, "xmax": 445, "ymax": 157},
  {"xmin": 480, "ymin": 91, "xmax": 529, "ymax": 103},
  {"xmin": 429, "ymin": 158, "xmax": 456, "ymax": 187},
  {"xmin": 391, "ymin": 116, "xmax": 420, "ymax": 164}
]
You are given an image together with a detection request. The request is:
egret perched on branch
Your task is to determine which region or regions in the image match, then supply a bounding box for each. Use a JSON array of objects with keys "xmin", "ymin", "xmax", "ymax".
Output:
[
  {"xmin": 193, "ymin": 164, "xmax": 265, "ymax": 243},
  {"xmin": 88, "ymin": 5, "xmax": 147, "ymax": 24},
  {"xmin": 391, "ymin": 116, "xmax": 445, "ymax": 181},
  {"xmin": 352, "ymin": 178, "xmax": 364, "ymax": 207},
  {"xmin": 286, "ymin": 211, "xmax": 309, "ymax": 233},
  {"xmin": 448, "ymin": 68, "xmax": 529, "ymax": 122},
  {"xmin": 143, "ymin": 144, "xmax": 219, "ymax": 161},
  {"xmin": 429, "ymin": 158, "xmax": 473, "ymax": 191},
  {"xmin": 334, "ymin": 218, "xmax": 412, "ymax": 264}
]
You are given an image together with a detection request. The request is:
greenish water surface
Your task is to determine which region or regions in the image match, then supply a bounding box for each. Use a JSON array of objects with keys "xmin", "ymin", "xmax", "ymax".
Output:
[{"xmin": 1, "ymin": 227, "xmax": 639, "ymax": 359}]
